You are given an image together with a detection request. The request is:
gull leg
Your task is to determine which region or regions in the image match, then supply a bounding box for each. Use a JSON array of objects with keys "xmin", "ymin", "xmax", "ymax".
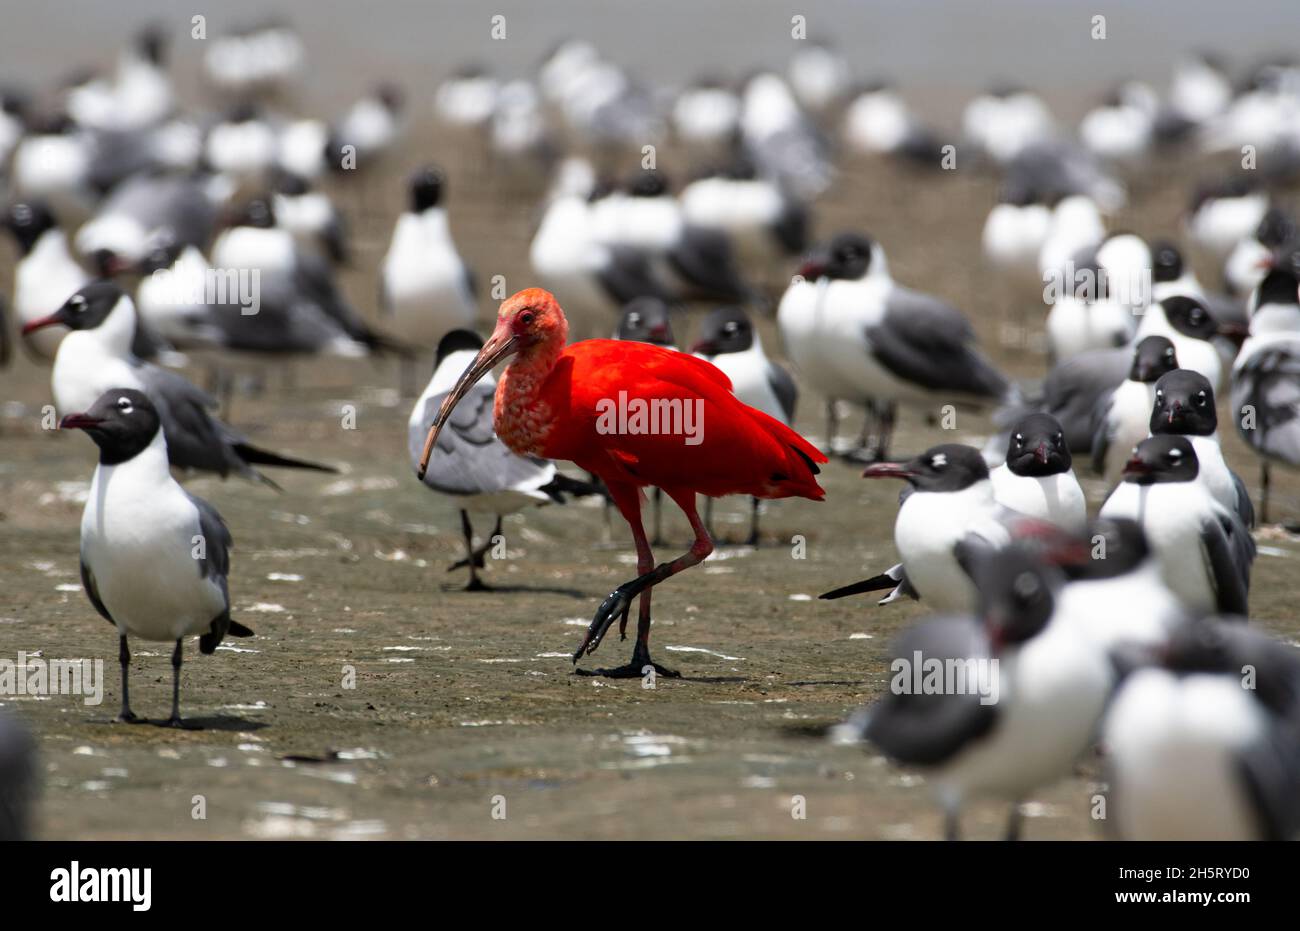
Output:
[
  {"xmin": 116, "ymin": 635, "xmax": 140, "ymax": 724},
  {"xmin": 163, "ymin": 638, "xmax": 197, "ymax": 729}
]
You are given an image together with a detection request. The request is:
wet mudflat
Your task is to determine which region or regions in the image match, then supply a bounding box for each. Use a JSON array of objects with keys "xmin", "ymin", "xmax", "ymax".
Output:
[{"xmin": 3, "ymin": 131, "xmax": 1298, "ymax": 840}]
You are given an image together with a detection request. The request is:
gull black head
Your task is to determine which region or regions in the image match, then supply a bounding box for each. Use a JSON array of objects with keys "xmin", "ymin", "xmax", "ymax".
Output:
[
  {"xmin": 1151, "ymin": 369, "xmax": 1216, "ymax": 437},
  {"xmin": 135, "ymin": 235, "xmax": 185, "ymax": 275},
  {"xmin": 135, "ymin": 25, "xmax": 166, "ymax": 65},
  {"xmin": 626, "ymin": 169, "xmax": 670, "ymax": 198},
  {"xmin": 1005, "ymin": 413, "xmax": 1071, "ymax": 477},
  {"xmin": 232, "ymin": 198, "xmax": 275, "ymax": 229},
  {"xmin": 59, "ymin": 389, "xmax": 161, "ymax": 466},
  {"xmin": 409, "ymin": 165, "xmax": 445, "ymax": 213},
  {"xmin": 1065, "ymin": 516, "xmax": 1152, "ymax": 581},
  {"xmin": 1256, "ymin": 253, "xmax": 1300, "ymax": 309},
  {"xmin": 1256, "ymin": 207, "xmax": 1295, "ymax": 249},
  {"xmin": 1160, "ymin": 295, "xmax": 1216, "ymax": 341},
  {"xmin": 3, "ymin": 200, "xmax": 58, "ymax": 254},
  {"xmin": 375, "ymin": 83, "xmax": 405, "ymax": 114},
  {"xmin": 616, "ymin": 297, "xmax": 675, "ymax": 346},
  {"xmin": 1129, "ymin": 335, "xmax": 1178, "ymax": 383},
  {"xmin": 864, "ymin": 443, "xmax": 988, "ymax": 492},
  {"xmin": 270, "ymin": 168, "xmax": 310, "ymax": 197},
  {"xmin": 691, "ymin": 306, "xmax": 752, "ymax": 356},
  {"xmin": 1151, "ymin": 240, "xmax": 1183, "ymax": 283},
  {"xmin": 1122, "ymin": 435, "xmax": 1198, "ymax": 485},
  {"xmin": 435, "ymin": 328, "xmax": 484, "ymax": 367},
  {"xmin": 961, "ymin": 543, "xmax": 1059, "ymax": 650},
  {"xmin": 22, "ymin": 281, "xmax": 128, "ymax": 336},
  {"xmin": 800, "ymin": 231, "xmax": 873, "ymax": 282}
]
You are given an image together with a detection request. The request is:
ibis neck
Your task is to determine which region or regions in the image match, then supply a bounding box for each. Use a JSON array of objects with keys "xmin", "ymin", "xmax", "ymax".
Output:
[{"xmin": 493, "ymin": 330, "xmax": 567, "ymax": 457}]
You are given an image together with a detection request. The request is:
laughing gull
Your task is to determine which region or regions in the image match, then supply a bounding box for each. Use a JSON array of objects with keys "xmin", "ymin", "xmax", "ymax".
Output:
[
  {"xmin": 962, "ymin": 85, "xmax": 1055, "ymax": 165},
  {"xmin": 1187, "ymin": 177, "xmax": 1269, "ymax": 260},
  {"xmin": 409, "ymin": 330, "xmax": 599, "ymax": 590},
  {"xmin": 0, "ymin": 713, "xmax": 34, "ymax": 841},
  {"xmin": 1089, "ymin": 335, "xmax": 1179, "ymax": 480},
  {"xmin": 1099, "ymin": 435, "xmax": 1254, "ymax": 616},
  {"xmin": 1225, "ymin": 207, "xmax": 1293, "ymax": 297},
  {"xmin": 836, "ymin": 544, "xmax": 1113, "ymax": 840},
  {"xmin": 134, "ymin": 237, "xmax": 372, "ymax": 359},
  {"xmin": 10, "ymin": 113, "xmax": 96, "ymax": 218},
  {"xmin": 820, "ymin": 444, "xmax": 1020, "ymax": 612},
  {"xmin": 380, "ymin": 165, "xmax": 477, "ymax": 353},
  {"xmin": 1044, "ymin": 263, "xmax": 1133, "ymax": 362},
  {"xmin": 981, "ymin": 184, "xmax": 1052, "ymax": 288},
  {"xmin": 589, "ymin": 168, "xmax": 754, "ymax": 305},
  {"xmin": 1150, "ymin": 369, "xmax": 1254, "ymax": 527},
  {"xmin": 1150, "ymin": 240, "xmax": 1247, "ymax": 364},
  {"xmin": 212, "ymin": 198, "xmax": 406, "ymax": 354},
  {"xmin": 1079, "ymin": 82, "xmax": 1157, "ymax": 163},
  {"xmin": 1229, "ymin": 257, "xmax": 1300, "ymax": 523},
  {"xmin": 692, "ymin": 305, "xmax": 798, "ymax": 543},
  {"xmin": 434, "ymin": 65, "xmax": 499, "ymax": 130},
  {"xmin": 3, "ymin": 200, "xmax": 89, "ymax": 359},
  {"xmin": 787, "ymin": 42, "xmax": 850, "ymax": 114},
  {"xmin": 271, "ymin": 170, "xmax": 349, "ymax": 265},
  {"xmin": 1056, "ymin": 516, "xmax": 1186, "ymax": 652},
  {"xmin": 67, "ymin": 26, "xmax": 173, "ymax": 133},
  {"xmin": 990, "ymin": 413, "xmax": 1086, "ymax": 533},
  {"xmin": 671, "ymin": 78, "xmax": 740, "ymax": 149},
  {"xmin": 203, "ymin": 21, "xmax": 304, "ymax": 98},
  {"xmin": 204, "ymin": 104, "xmax": 279, "ymax": 189},
  {"xmin": 678, "ymin": 155, "xmax": 809, "ymax": 266},
  {"xmin": 26, "ymin": 282, "xmax": 336, "ymax": 485},
  {"xmin": 74, "ymin": 170, "xmax": 225, "ymax": 270},
  {"xmin": 739, "ymin": 72, "xmax": 832, "ymax": 201},
  {"xmin": 842, "ymin": 82, "xmax": 943, "ymax": 165},
  {"xmin": 529, "ymin": 162, "xmax": 676, "ymax": 337},
  {"xmin": 61, "ymin": 389, "xmax": 255, "ymax": 726},
  {"xmin": 1103, "ymin": 616, "xmax": 1300, "ymax": 840},
  {"xmin": 1037, "ymin": 194, "xmax": 1106, "ymax": 282},
  {"xmin": 794, "ymin": 231, "xmax": 1014, "ymax": 460},
  {"xmin": 1133, "ymin": 295, "xmax": 1235, "ymax": 393},
  {"xmin": 331, "ymin": 84, "xmax": 405, "ymax": 165}
]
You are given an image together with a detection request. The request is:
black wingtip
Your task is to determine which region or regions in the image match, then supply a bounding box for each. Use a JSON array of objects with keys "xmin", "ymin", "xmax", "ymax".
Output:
[{"xmin": 819, "ymin": 574, "xmax": 898, "ymax": 600}]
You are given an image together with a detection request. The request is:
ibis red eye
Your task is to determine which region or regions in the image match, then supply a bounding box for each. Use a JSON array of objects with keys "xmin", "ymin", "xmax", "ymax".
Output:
[{"xmin": 520, "ymin": 311, "xmax": 535, "ymax": 325}]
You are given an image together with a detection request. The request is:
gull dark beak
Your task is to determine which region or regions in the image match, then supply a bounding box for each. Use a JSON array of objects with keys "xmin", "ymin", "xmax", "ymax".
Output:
[
  {"xmin": 59, "ymin": 412, "xmax": 103, "ymax": 430},
  {"xmin": 1167, "ymin": 400, "xmax": 1182, "ymax": 424},
  {"xmin": 690, "ymin": 338, "xmax": 718, "ymax": 356},
  {"xmin": 1122, "ymin": 456, "xmax": 1151, "ymax": 478},
  {"xmin": 862, "ymin": 462, "xmax": 915, "ymax": 480},
  {"xmin": 1034, "ymin": 443, "xmax": 1050, "ymax": 465},
  {"xmin": 1216, "ymin": 322, "xmax": 1249, "ymax": 346},
  {"xmin": 416, "ymin": 324, "xmax": 519, "ymax": 480},
  {"xmin": 21, "ymin": 313, "xmax": 63, "ymax": 335}
]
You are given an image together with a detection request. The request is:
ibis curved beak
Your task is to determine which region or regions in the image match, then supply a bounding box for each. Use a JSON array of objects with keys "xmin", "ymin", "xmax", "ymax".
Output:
[
  {"xmin": 416, "ymin": 328, "xmax": 519, "ymax": 480},
  {"xmin": 21, "ymin": 313, "xmax": 62, "ymax": 335}
]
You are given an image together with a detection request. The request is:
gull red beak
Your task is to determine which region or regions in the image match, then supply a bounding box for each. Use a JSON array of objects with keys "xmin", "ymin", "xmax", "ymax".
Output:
[
  {"xmin": 1167, "ymin": 400, "xmax": 1182, "ymax": 424},
  {"xmin": 21, "ymin": 313, "xmax": 63, "ymax": 336},
  {"xmin": 1122, "ymin": 456, "xmax": 1151, "ymax": 478},
  {"xmin": 862, "ymin": 462, "xmax": 915, "ymax": 480},
  {"xmin": 689, "ymin": 338, "xmax": 718, "ymax": 356},
  {"xmin": 1034, "ymin": 443, "xmax": 1050, "ymax": 465},
  {"xmin": 1216, "ymin": 322, "xmax": 1249, "ymax": 346},
  {"xmin": 416, "ymin": 323, "xmax": 519, "ymax": 480},
  {"xmin": 797, "ymin": 259, "xmax": 826, "ymax": 280},
  {"xmin": 59, "ymin": 412, "xmax": 103, "ymax": 430}
]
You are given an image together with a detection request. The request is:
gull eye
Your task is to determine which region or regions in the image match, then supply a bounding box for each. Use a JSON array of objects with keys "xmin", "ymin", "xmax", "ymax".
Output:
[
  {"xmin": 116, "ymin": 397, "xmax": 133, "ymax": 412},
  {"xmin": 70, "ymin": 295, "xmax": 86, "ymax": 311},
  {"xmin": 1165, "ymin": 348, "xmax": 1175, "ymax": 357},
  {"xmin": 1155, "ymin": 389, "xmax": 1163, "ymax": 400},
  {"xmin": 627, "ymin": 313, "xmax": 641, "ymax": 328},
  {"xmin": 1196, "ymin": 390, "xmax": 1207, "ymax": 405},
  {"xmin": 1014, "ymin": 433, "xmax": 1023, "ymax": 446},
  {"xmin": 1169, "ymin": 449, "xmax": 1182, "ymax": 460},
  {"xmin": 723, "ymin": 321, "xmax": 739, "ymax": 334},
  {"xmin": 1054, "ymin": 432, "xmax": 1063, "ymax": 444},
  {"xmin": 1012, "ymin": 571, "xmax": 1040, "ymax": 600},
  {"xmin": 930, "ymin": 453, "xmax": 947, "ymax": 469}
]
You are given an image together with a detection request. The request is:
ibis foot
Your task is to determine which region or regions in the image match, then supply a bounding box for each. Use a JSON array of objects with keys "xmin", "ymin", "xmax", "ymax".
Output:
[
  {"xmin": 575, "ymin": 642, "xmax": 680, "ymax": 679},
  {"xmin": 462, "ymin": 576, "xmax": 492, "ymax": 592},
  {"xmin": 160, "ymin": 715, "xmax": 201, "ymax": 731}
]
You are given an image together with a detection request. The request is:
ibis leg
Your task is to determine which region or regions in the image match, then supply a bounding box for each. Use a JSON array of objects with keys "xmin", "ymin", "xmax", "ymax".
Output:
[
  {"xmin": 575, "ymin": 485, "xmax": 714, "ymax": 677},
  {"xmin": 746, "ymin": 496, "xmax": 761, "ymax": 545}
]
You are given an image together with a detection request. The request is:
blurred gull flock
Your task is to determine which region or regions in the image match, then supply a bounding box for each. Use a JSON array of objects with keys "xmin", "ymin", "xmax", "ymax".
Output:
[{"xmin": 0, "ymin": 1, "xmax": 1299, "ymax": 843}]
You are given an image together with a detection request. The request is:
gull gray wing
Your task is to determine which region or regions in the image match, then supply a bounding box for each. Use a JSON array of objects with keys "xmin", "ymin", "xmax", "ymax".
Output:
[
  {"xmin": 860, "ymin": 615, "xmax": 998, "ymax": 765},
  {"xmin": 870, "ymin": 286, "xmax": 1008, "ymax": 400},
  {"xmin": 410, "ymin": 383, "xmax": 556, "ymax": 497},
  {"xmin": 1232, "ymin": 344, "xmax": 1300, "ymax": 466},
  {"xmin": 134, "ymin": 359, "xmax": 246, "ymax": 477},
  {"xmin": 766, "ymin": 359, "xmax": 797, "ymax": 424},
  {"xmin": 1200, "ymin": 511, "xmax": 1254, "ymax": 616},
  {"xmin": 1040, "ymin": 347, "xmax": 1130, "ymax": 451},
  {"xmin": 79, "ymin": 559, "xmax": 115, "ymax": 627}
]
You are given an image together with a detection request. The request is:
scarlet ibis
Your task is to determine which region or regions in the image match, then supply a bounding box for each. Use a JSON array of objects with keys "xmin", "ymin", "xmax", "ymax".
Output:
[{"xmin": 418, "ymin": 288, "xmax": 827, "ymax": 677}]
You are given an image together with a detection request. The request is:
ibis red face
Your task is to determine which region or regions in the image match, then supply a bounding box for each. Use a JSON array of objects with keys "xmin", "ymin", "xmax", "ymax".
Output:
[{"xmin": 416, "ymin": 289, "xmax": 561, "ymax": 480}]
